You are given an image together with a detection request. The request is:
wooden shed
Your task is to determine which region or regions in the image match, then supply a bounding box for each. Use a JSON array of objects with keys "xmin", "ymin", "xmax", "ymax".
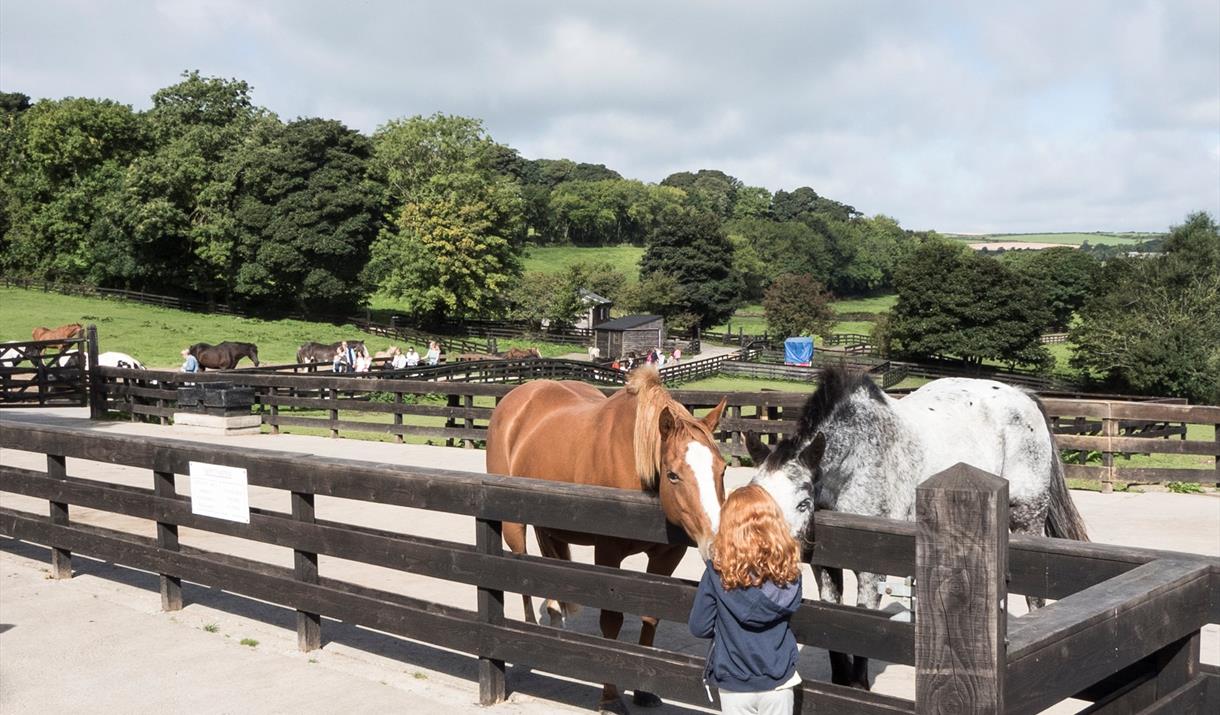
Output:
[
  {"xmin": 593, "ymin": 315, "xmax": 665, "ymax": 360},
  {"xmin": 574, "ymin": 289, "xmax": 613, "ymax": 330}
]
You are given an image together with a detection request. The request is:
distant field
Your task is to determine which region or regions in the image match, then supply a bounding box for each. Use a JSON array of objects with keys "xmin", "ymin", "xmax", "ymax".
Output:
[
  {"xmin": 0, "ymin": 288, "xmax": 580, "ymax": 367},
  {"xmin": 947, "ymin": 232, "xmax": 1160, "ymax": 247},
  {"xmin": 522, "ymin": 244, "xmax": 645, "ymax": 279}
]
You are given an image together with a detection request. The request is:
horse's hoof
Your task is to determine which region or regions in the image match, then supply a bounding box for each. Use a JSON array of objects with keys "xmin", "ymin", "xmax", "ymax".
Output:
[
  {"xmin": 598, "ymin": 697, "xmax": 629, "ymax": 715},
  {"xmin": 632, "ymin": 690, "xmax": 663, "ymax": 707}
]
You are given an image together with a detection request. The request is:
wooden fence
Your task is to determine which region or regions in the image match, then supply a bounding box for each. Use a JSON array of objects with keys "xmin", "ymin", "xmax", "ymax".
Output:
[
  {"xmin": 95, "ymin": 366, "xmax": 1219, "ymax": 485},
  {"xmin": 96, "ymin": 365, "xmax": 803, "ymax": 457},
  {"xmin": 0, "ymin": 326, "xmax": 99, "ymax": 411},
  {"xmin": 0, "ymin": 420, "xmax": 1216, "ymax": 713}
]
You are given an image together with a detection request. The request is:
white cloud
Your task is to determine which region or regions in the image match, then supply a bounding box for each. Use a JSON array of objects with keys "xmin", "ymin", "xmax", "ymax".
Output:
[{"xmin": 1, "ymin": 0, "xmax": 1216, "ymax": 232}]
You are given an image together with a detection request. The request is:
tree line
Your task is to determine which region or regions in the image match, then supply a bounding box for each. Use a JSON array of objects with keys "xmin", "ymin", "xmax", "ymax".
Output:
[
  {"xmin": 0, "ymin": 71, "xmax": 926, "ymax": 328},
  {"xmin": 2, "ymin": 72, "xmax": 1213, "ymax": 402}
]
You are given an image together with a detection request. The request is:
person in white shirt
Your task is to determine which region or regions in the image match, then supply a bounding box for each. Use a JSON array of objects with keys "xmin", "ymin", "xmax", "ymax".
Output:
[
  {"xmin": 405, "ymin": 347, "xmax": 420, "ymax": 367},
  {"xmin": 390, "ymin": 348, "xmax": 408, "ymax": 370},
  {"xmin": 425, "ymin": 341, "xmax": 441, "ymax": 366}
]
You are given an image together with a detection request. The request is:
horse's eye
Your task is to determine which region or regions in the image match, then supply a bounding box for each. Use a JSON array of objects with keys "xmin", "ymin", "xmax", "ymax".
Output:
[
  {"xmin": 667, "ymin": 471, "xmax": 680, "ymax": 483},
  {"xmin": 797, "ymin": 499, "xmax": 812, "ymax": 513}
]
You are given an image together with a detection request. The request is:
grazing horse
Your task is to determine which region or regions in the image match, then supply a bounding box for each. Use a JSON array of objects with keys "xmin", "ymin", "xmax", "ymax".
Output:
[
  {"xmin": 498, "ymin": 347, "xmax": 541, "ymax": 359},
  {"xmin": 486, "ymin": 367, "xmax": 728, "ymax": 714},
  {"xmin": 746, "ymin": 367, "xmax": 1089, "ymax": 690},
  {"xmin": 57, "ymin": 351, "xmax": 146, "ymax": 370},
  {"xmin": 189, "ymin": 341, "xmax": 260, "ymax": 370},
  {"xmin": 296, "ymin": 340, "xmax": 365, "ymax": 364}
]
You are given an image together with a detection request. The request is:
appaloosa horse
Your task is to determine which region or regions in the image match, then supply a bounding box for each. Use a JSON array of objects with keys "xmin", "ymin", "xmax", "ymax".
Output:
[
  {"xmin": 189, "ymin": 341, "xmax": 260, "ymax": 370},
  {"xmin": 486, "ymin": 367, "xmax": 728, "ymax": 714},
  {"xmin": 747, "ymin": 366, "xmax": 1089, "ymax": 690}
]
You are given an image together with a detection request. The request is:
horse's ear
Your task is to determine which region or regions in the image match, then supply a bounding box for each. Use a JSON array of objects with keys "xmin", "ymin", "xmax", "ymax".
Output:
[
  {"xmin": 658, "ymin": 406, "xmax": 678, "ymax": 440},
  {"xmin": 745, "ymin": 431, "xmax": 773, "ymax": 465},
  {"xmin": 701, "ymin": 397, "xmax": 728, "ymax": 432},
  {"xmin": 801, "ymin": 432, "xmax": 827, "ymax": 470}
]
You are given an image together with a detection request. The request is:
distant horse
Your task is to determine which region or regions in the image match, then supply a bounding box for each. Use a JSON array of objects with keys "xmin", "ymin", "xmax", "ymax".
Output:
[
  {"xmin": 189, "ymin": 341, "xmax": 260, "ymax": 370},
  {"xmin": 56, "ymin": 351, "xmax": 146, "ymax": 370},
  {"xmin": 486, "ymin": 367, "xmax": 728, "ymax": 714},
  {"xmin": 498, "ymin": 347, "xmax": 541, "ymax": 359},
  {"xmin": 296, "ymin": 340, "xmax": 365, "ymax": 364},
  {"xmin": 31, "ymin": 323, "xmax": 83, "ymax": 351},
  {"xmin": 747, "ymin": 367, "xmax": 1089, "ymax": 690}
]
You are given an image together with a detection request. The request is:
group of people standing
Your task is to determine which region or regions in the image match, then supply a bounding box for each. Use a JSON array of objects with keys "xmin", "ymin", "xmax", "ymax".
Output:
[
  {"xmin": 332, "ymin": 341, "xmax": 372, "ymax": 373},
  {"xmin": 611, "ymin": 346, "xmax": 680, "ymax": 372},
  {"xmin": 379, "ymin": 341, "xmax": 441, "ymax": 370}
]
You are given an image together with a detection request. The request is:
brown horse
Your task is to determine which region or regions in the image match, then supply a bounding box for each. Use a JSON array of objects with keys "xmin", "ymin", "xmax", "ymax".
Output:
[
  {"xmin": 486, "ymin": 367, "xmax": 727, "ymax": 713},
  {"xmin": 31, "ymin": 323, "xmax": 83, "ymax": 350},
  {"xmin": 189, "ymin": 341, "xmax": 260, "ymax": 370},
  {"xmin": 498, "ymin": 347, "xmax": 541, "ymax": 359}
]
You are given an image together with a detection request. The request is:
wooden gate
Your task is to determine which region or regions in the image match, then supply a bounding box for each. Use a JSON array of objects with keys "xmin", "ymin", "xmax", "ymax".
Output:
[{"xmin": 0, "ymin": 324, "xmax": 97, "ymax": 408}]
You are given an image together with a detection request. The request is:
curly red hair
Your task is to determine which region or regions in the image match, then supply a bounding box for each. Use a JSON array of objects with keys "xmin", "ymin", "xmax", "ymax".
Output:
[{"xmin": 712, "ymin": 484, "xmax": 801, "ymax": 590}]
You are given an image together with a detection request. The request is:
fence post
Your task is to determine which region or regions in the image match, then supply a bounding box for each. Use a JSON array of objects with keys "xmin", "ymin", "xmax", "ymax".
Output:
[
  {"xmin": 292, "ymin": 491, "xmax": 322, "ymax": 651},
  {"xmin": 268, "ymin": 386, "xmax": 280, "ymax": 434},
  {"xmin": 85, "ymin": 324, "xmax": 103, "ymax": 418},
  {"xmin": 475, "ymin": 512, "xmax": 506, "ymax": 704},
  {"xmin": 153, "ymin": 470, "xmax": 183, "ymax": 610},
  {"xmin": 47, "ymin": 454, "xmax": 72, "ymax": 579},
  {"xmin": 915, "ymin": 463, "xmax": 1007, "ymax": 714},
  {"xmin": 463, "ymin": 393, "xmax": 475, "ymax": 449},
  {"xmin": 328, "ymin": 387, "xmax": 338, "ymax": 438},
  {"xmin": 1101, "ymin": 411, "xmax": 1117, "ymax": 494},
  {"xmin": 393, "ymin": 391, "xmax": 404, "ymax": 444},
  {"xmin": 445, "ymin": 393, "xmax": 460, "ymax": 447}
]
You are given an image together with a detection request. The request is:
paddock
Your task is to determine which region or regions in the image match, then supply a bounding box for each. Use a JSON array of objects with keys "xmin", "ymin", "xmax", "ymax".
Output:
[{"xmin": 1, "ymin": 408, "xmax": 1217, "ymax": 714}]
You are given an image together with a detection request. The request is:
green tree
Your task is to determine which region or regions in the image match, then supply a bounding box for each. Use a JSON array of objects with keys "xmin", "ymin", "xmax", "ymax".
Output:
[
  {"xmin": 1007, "ymin": 247, "xmax": 1101, "ymax": 330},
  {"xmin": 509, "ymin": 261, "xmax": 626, "ymax": 326},
  {"xmin": 368, "ymin": 114, "xmax": 524, "ymax": 321},
  {"xmin": 638, "ymin": 206, "xmax": 743, "ymax": 327},
  {"xmin": 548, "ymin": 179, "xmax": 685, "ymax": 245},
  {"xmin": 731, "ymin": 185, "xmax": 772, "ymax": 221},
  {"xmin": 122, "ymin": 71, "xmax": 269, "ymax": 299},
  {"xmin": 661, "ymin": 169, "xmax": 742, "ymax": 218},
  {"xmin": 890, "ymin": 239, "xmax": 1052, "ymax": 369},
  {"xmin": 1070, "ymin": 212, "xmax": 1220, "ymax": 402},
  {"xmin": 763, "ymin": 274, "xmax": 835, "ymax": 338},
  {"xmin": 231, "ymin": 118, "xmax": 383, "ymax": 315},
  {"xmin": 1, "ymin": 96, "xmax": 143, "ymax": 283},
  {"xmin": 726, "ymin": 218, "xmax": 833, "ymax": 297}
]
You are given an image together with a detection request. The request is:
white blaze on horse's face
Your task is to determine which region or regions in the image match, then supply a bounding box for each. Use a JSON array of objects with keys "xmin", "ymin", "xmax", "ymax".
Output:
[{"xmin": 685, "ymin": 442, "xmax": 721, "ymax": 536}]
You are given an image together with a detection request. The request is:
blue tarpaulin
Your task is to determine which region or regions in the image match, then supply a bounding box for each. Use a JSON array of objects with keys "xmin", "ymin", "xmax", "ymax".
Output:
[{"xmin": 784, "ymin": 337, "xmax": 814, "ymax": 366}]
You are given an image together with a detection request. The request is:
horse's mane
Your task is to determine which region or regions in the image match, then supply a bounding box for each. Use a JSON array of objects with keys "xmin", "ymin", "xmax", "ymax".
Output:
[
  {"xmin": 628, "ymin": 366, "xmax": 711, "ymax": 489},
  {"xmin": 767, "ymin": 366, "xmax": 885, "ymax": 468}
]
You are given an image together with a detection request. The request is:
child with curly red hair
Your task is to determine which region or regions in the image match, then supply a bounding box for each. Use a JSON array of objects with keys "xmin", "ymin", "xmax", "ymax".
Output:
[{"xmin": 689, "ymin": 484, "xmax": 803, "ymax": 714}]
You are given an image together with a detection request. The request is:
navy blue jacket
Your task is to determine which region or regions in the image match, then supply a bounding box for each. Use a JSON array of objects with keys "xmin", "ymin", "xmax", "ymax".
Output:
[{"xmin": 688, "ymin": 561, "xmax": 802, "ymax": 692}]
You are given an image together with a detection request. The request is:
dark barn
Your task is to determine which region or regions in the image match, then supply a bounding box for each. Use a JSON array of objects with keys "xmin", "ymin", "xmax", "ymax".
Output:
[{"xmin": 593, "ymin": 315, "xmax": 665, "ymax": 360}]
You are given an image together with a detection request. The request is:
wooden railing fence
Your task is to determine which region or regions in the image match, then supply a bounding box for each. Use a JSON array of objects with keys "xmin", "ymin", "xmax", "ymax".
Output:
[
  {"xmin": 0, "ymin": 326, "xmax": 98, "ymax": 410},
  {"xmin": 1, "ymin": 421, "xmax": 1216, "ymax": 713},
  {"xmin": 95, "ymin": 366, "xmax": 1219, "ymax": 485}
]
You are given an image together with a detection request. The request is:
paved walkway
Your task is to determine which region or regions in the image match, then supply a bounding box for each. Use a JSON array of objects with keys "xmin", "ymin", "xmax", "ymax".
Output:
[{"xmin": 1, "ymin": 408, "xmax": 1218, "ymax": 714}]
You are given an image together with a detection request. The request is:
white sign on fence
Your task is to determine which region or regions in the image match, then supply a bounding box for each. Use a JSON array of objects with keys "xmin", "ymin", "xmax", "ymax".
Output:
[{"xmin": 188, "ymin": 461, "xmax": 250, "ymax": 523}]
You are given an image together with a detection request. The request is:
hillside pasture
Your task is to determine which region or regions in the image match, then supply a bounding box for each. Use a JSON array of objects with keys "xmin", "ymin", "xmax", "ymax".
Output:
[{"xmin": 947, "ymin": 232, "xmax": 1159, "ymax": 246}]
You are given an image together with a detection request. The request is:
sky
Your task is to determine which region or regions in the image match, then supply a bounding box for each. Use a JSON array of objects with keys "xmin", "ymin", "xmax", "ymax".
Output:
[{"xmin": 1, "ymin": 0, "xmax": 1217, "ymax": 233}]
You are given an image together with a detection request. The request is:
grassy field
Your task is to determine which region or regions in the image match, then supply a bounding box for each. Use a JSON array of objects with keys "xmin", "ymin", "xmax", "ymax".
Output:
[
  {"xmin": 946, "ymin": 232, "xmax": 1160, "ymax": 246},
  {"xmin": 522, "ymin": 244, "xmax": 645, "ymax": 279},
  {"xmin": 0, "ymin": 288, "xmax": 582, "ymax": 367},
  {"xmin": 832, "ymin": 294, "xmax": 897, "ymax": 314}
]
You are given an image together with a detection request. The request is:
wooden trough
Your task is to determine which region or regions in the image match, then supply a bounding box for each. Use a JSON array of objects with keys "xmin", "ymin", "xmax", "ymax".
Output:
[{"xmin": 1, "ymin": 420, "xmax": 1216, "ymax": 713}]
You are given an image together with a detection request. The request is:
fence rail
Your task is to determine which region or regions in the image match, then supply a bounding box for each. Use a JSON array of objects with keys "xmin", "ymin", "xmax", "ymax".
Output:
[
  {"xmin": 95, "ymin": 365, "xmax": 1219, "ymax": 484},
  {"xmin": 1, "ymin": 420, "xmax": 1216, "ymax": 713}
]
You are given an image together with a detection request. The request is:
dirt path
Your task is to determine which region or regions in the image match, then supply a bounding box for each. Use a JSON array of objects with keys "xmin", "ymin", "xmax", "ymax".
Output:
[{"xmin": 1, "ymin": 408, "xmax": 1217, "ymax": 713}]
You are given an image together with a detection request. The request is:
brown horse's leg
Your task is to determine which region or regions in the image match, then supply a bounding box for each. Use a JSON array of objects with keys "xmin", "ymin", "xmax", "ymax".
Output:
[
  {"xmin": 501, "ymin": 521, "xmax": 536, "ymax": 625},
  {"xmin": 630, "ymin": 546, "xmax": 686, "ymax": 708},
  {"xmin": 534, "ymin": 529, "xmax": 574, "ymax": 626},
  {"xmin": 593, "ymin": 542, "xmax": 629, "ymax": 715}
]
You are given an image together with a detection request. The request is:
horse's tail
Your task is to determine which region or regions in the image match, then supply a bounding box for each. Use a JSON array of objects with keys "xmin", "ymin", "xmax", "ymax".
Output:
[
  {"xmin": 1030, "ymin": 394, "xmax": 1090, "ymax": 542},
  {"xmin": 1046, "ymin": 446, "xmax": 1090, "ymax": 541}
]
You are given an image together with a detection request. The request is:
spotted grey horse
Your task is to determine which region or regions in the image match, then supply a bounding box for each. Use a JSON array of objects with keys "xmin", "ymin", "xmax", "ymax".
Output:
[{"xmin": 746, "ymin": 366, "xmax": 1089, "ymax": 690}]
